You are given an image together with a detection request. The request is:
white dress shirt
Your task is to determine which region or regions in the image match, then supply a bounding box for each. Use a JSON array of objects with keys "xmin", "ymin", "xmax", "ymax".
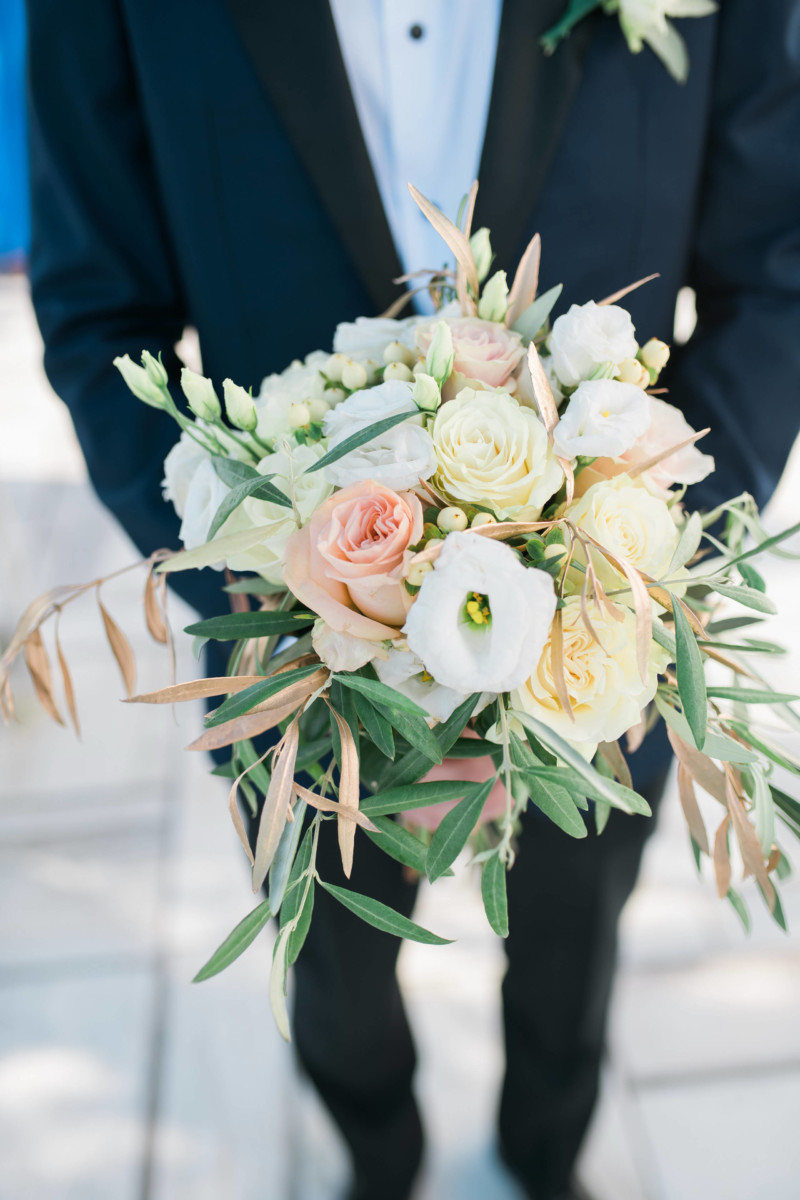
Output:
[{"xmin": 329, "ymin": 0, "xmax": 502, "ymax": 311}]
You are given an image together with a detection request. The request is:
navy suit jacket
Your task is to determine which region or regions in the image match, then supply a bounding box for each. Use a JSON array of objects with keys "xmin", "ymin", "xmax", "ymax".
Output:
[{"xmin": 26, "ymin": 0, "xmax": 800, "ymax": 628}]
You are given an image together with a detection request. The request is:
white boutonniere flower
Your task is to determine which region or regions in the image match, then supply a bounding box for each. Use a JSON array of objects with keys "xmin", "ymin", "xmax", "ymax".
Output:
[{"xmin": 541, "ymin": 0, "xmax": 717, "ymax": 83}]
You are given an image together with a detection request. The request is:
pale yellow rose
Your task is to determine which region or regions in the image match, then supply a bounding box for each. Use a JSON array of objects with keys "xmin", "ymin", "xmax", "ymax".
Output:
[
  {"xmin": 511, "ymin": 596, "xmax": 671, "ymax": 753},
  {"xmin": 431, "ymin": 388, "xmax": 563, "ymax": 518},
  {"xmin": 564, "ymin": 474, "xmax": 680, "ymax": 593}
]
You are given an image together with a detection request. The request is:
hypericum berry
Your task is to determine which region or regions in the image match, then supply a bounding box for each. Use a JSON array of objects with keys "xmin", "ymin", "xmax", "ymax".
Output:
[
  {"xmin": 287, "ymin": 402, "xmax": 311, "ymax": 429},
  {"xmin": 406, "ymin": 560, "xmax": 434, "ymax": 588},
  {"xmin": 383, "ymin": 361, "xmax": 414, "ymax": 383},
  {"xmin": 470, "ymin": 511, "xmax": 497, "ymax": 528},
  {"xmin": 437, "ymin": 506, "xmax": 469, "ymax": 533},
  {"xmin": 341, "ymin": 359, "xmax": 368, "ymax": 391}
]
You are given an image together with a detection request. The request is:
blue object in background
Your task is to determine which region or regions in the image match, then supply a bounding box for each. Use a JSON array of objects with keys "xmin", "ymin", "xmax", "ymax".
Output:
[{"xmin": 0, "ymin": 0, "xmax": 29, "ymax": 260}]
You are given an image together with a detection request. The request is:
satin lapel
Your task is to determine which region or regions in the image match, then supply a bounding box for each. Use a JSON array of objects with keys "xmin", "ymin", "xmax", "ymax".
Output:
[
  {"xmin": 224, "ymin": 0, "xmax": 403, "ymax": 313},
  {"xmin": 476, "ymin": 0, "xmax": 597, "ymax": 272}
]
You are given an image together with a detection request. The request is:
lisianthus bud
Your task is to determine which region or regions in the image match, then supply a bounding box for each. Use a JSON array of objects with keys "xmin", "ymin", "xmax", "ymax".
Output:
[
  {"xmin": 180, "ymin": 367, "xmax": 221, "ymax": 420},
  {"xmin": 640, "ymin": 338, "xmax": 670, "ymax": 372},
  {"xmin": 324, "ymin": 352, "xmax": 349, "ymax": 382},
  {"xmin": 477, "ymin": 270, "xmax": 508, "ymax": 322},
  {"xmin": 383, "ymin": 341, "xmax": 414, "ymax": 366},
  {"xmin": 307, "ymin": 396, "xmax": 331, "ymax": 422},
  {"xmin": 341, "ymin": 359, "xmax": 368, "ymax": 391},
  {"xmin": 412, "ymin": 372, "xmax": 441, "ymax": 413},
  {"xmin": 406, "ymin": 560, "xmax": 434, "ymax": 587},
  {"xmin": 471, "ymin": 511, "xmax": 497, "ymax": 528},
  {"xmin": 469, "ymin": 226, "xmax": 493, "ymax": 283},
  {"xmin": 222, "ymin": 378, "xmax": 258, "ymax": 431},
  {"xmin": 383, "ymin": 361, "xmax": 414, "ymax": 383},
  {"xmin": 288, "ymin": 402, "xmax": 311, "ymax": 429},
  {"xmin": 616, "ymin": 357, "xmax": 650, "ymax": 388},
  {"xmin": 142, "ymin": 350, "xmax": 169, "ymax": 388},
  {"xmin": 425, "ymin": 321, "xmax": 454, "ymax": 385},
  {"xmin": 113, "ymin": 354, "xmax": 168, "ymax": 409},
  {"xmin": 437, "ymin": 506, "xmax": 469, "ymax": 533}
]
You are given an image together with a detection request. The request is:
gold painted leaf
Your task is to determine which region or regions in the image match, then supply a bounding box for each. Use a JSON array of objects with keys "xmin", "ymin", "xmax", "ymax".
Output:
[
  {"xmin": 143, "ymin": 570, "xmax": 168, "ymax": 644},
  {"xmin": 667, "ymin": 728, "xmax": 727, "ymax": 805},
  {"xmin": 597, "ymin": 274, "xmax": 659, "ymax": 306},
  {"xmin": 328, "ymin": 705, "xmax": 361, "ymax": 878},
  {"xmin": 54, "ymin": 618, "xmax": 80, "ymax": 738},
  {"xmin": 725, "ymin": 775, "xmax": 775, "ymax": 910},
  {"xmin": 97, "ymin": 598, "xmax": 136, "ymax": 698},
  {"xmin": 598, "ymin": 740, "xmax": 633, "ymax": 791},
  {"xmin": 408, "ymin": 183, "xmax": 479, "ymax": 311},
  {"xmin": 292, "ymin": 783, "xmax": 379, "ymax": 832},
  {"xmin": 186, "ymin": 696, "xmax": 303, "ymax": 752},
  {"xmin": 677, "ymin": 763, "xmax": 709, "ymax": 854},
  {"xmin": 506, "ymin": 233, "xmax": 541, "ymax": 329},
  {"xmin": 549, "ymin": 609, "xmax": 575, "ymax": 722},
  {"xmin": 128, "ymin": 676, "xmax": 266, "ymax": 705},
  {"xmin": 713, "ymin": 814, "xmax": 732, "ymax": 898},
  {"xmin": 252, "ymin": 717, "xmax": 301, "ymax": 892},
  {"xmin": 23, "ymin": 630, "xmax": 64, "ymax": 725}
]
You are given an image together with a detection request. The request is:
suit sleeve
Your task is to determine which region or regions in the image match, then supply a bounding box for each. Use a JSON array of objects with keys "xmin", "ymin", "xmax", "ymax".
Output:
[
  {"xmin": 669, "ymin": 0, "xmax": 800, "ymax": 513},
  {"xmin": 26, "ymin": 0, "xmax": 223, "ymax": 617}
]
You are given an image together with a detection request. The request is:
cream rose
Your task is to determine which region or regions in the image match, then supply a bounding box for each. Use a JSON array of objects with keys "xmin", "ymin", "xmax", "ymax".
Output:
[
  {"xmin": 416, "ymin": 317, "xmax": 525, "ymax": 390},
  {"xmin": 619, "ymin": 396, "xmax": 715, "ymax": 496},
  {"xmin": 283, "ymin": 480, "xmax": 423, "ymax": 640},
  {"xmin": 549, "ymin": 301, "xmax": 638, "ymax": 388},
  {"xmin": 431, "ymin": 388, "xmax": 563, "ymax": 518},
  {"xmin": 565, "ymin": 474, "xmax": 681, "ymax": 592},
  {"xmin": 511, "ymin": 596, "xmax": 671, "ymax": 753},
  {"xmin": 333, "ymin": 314, "xmax": 419, "ymax": 358}
]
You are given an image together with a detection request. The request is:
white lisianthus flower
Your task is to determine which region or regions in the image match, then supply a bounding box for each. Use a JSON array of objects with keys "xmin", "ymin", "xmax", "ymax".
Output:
[
  {"xmin": 553, "ymin": 379, "xmax": 652, "ymax": 459},
  {"xmin": 549, "ymin": 301, "xmax": 638, "ymax": 388},
  {"xmin": 374, "ymin": 646, "xmax": 473, "ymax": 723},
  {"xmin": 333, "ymin": 314, "xmax": 420, "ymax": 359},
  {"xmin": 312, "ymin": 620, "xmax": 385, "ymax": 673},
  {"xmin": 223, "ymin": 441, "xmax": 333, "ymax": 581},
  {"xmin": 255, "ymin": 351, "xmax": 331, "ymax": 444},
  {"xmin": 619, "ymin": 396, "xmax": 715, "ymax": 496},
  {"xmin": 403, "ymin": 532, "xmax": 557, "ymax": 694},
  {"xmin": 565, "ymin": 473, "xmax": 681, "ymax": 593},
  {"xmin": 322, "ymin": 380, "xmax": 436, "ymax": 490},
  {"xmin": 510, "ymin": 596, "xmax": 671, "ymax": 756},
  {"xmin": 431, "ymin": 387, "xmax": 563, "ymax": 518}
]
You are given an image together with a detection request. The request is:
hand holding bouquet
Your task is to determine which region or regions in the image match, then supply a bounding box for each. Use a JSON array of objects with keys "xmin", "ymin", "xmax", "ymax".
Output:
[{"xmin": 4, "ymin": 183, "xmax": 799, "ymax": 1038}]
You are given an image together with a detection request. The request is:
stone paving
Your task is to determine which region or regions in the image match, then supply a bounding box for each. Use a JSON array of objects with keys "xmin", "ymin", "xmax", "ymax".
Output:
[{"xmin": 2, "ymin": 273, "xmax": 800, "ymax": 1200}]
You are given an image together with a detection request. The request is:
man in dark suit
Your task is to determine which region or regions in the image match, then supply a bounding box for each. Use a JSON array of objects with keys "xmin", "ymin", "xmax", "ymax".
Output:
[{"xmin": 25, "ymin": 3, "xmax": 800, "ymax": 1198}]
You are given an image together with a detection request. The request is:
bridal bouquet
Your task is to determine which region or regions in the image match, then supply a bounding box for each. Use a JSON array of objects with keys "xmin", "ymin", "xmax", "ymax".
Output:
[{"xmin": 4, "ymin": 184, "xmax": 799, "ymax": 1038}]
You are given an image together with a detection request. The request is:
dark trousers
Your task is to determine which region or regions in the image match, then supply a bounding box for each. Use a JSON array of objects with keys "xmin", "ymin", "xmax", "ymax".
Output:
[{"xmin": 291, "ymin": 766, "xmax": 668, "ymax": 1200}]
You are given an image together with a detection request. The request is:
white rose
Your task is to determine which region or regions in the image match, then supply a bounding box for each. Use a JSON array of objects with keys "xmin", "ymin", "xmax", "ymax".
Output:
[
  {"xmin": 549, "ymin": 301, "xmax": 638, "ymax": 388},
  {"xmin": 255, "ymin": 351, "xmax": 331, "ymax": 444},
  {"xmin": 553, "ymin": 379, "xmax": 652, "ymax": 459},
  {"xmin": 511, "ymin": 595, "xmax": 671, "ymax": 754},
  {"xmin": 619, "ymin": 396, "xmax": 715, "ymax": 496},
  {"xmin": 312, "ymin": 620, "xmax": 385, "ymax": 673},
  {"xmin": 403, "ymin": 532, "xmax": 557, "ymax": 694},
  {"xmin": 176, "ymin": 457, "xmax": 231, "ymax": 555},
  {"xmin": 322, "ymin": 380, "xmax": 436, "ymax": 490},
  {"xmin": 162, "ymin": 432, "xmax": 209, "ymax": 518},
  {"xmin": 333, "ymin": 315, "xmax": 419, "ymax": 359},
  {"xmin": 431, "ymin": 388, "xmax": 563, "ymax": 518},
  {"xmin": 565, "ymin": 474, "xmax": 681, "ymax": 592},
  {"xmin": 224, "ymin": 441, "xmax": 333, "ymax": 582},
  {"xmin": 374, "ymin": 646, "xmax": 473, "ymax": 723}
]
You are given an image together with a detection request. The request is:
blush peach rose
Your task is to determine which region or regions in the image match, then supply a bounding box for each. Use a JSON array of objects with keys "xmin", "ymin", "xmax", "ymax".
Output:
[
  {"xmin": 283, "ymin": 480, "xmax": 423, "ymax": 640},
  {"xmin": 416, "ymin": 317, "xmax": 525, "ymax": 389}
]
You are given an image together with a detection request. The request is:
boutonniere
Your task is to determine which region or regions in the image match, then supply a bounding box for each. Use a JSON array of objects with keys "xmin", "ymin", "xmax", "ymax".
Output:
[{"xmin": 541, "ymin": 0, "xmax": 717, "ymax": 83}]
